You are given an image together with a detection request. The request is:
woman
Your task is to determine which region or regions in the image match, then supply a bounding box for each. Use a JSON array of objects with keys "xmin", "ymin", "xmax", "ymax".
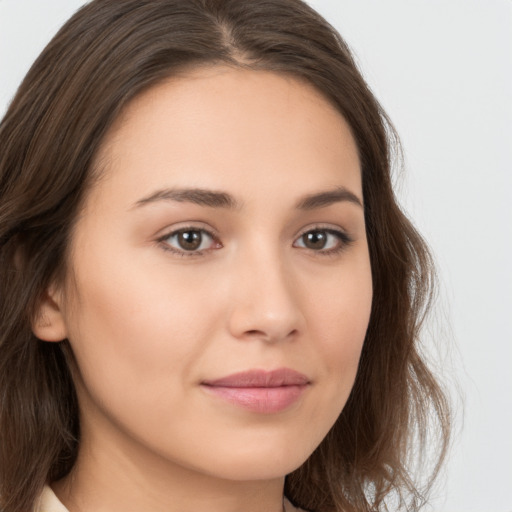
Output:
[{"xmin": 0, "ymin": 1, "xmax": 450, "ymax": 511}]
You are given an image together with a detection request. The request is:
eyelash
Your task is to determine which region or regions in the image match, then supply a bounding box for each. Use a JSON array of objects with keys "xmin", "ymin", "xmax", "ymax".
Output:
[
  {"xmin": 157, "ymin": 225, "xmax": 354, "ymax": 258},
  {"xmin": 157, "ymin": 225, "xmax": 221, "ymax": 258},
  {"xmin": 294, "ymin": 228, "xmax": 354, "ymax": 257}
]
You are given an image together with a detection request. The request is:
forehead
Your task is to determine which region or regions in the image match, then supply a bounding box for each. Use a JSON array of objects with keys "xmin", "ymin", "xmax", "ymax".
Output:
[{"xmin": 89, "ymin": 66, "xmax": 362, "ymax": 208}]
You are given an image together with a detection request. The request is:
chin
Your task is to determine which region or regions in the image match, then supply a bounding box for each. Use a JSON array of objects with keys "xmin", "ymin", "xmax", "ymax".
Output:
[{"xmin": 191, "ymin": 437, "xmax": 315, "ymax": 482}]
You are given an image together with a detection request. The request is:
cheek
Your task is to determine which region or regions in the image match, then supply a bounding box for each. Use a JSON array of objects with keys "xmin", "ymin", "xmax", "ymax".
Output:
[
  {"xmin": 63, "ymin": 251, "xmax": 219, "ymax": 404},
  {"xmin": 315, "ymin": 299, "xmax": 369, "ymax": 393},
  {"xmin": 313, "ymin": 259, "xmax": 372, "ymax": 357},
  {"xmin": 289, "ymin": 266, "xmax": 371, "ymax": 455},
  {"xmin": 313, "ymin": 265, "xmax": 372, "ymax": 403}
]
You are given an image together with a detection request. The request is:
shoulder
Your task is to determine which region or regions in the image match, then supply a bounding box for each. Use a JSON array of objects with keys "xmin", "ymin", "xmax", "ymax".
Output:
[{"xmin": 34, "ymin": 486, "xmax": 69, "ymax": 512}]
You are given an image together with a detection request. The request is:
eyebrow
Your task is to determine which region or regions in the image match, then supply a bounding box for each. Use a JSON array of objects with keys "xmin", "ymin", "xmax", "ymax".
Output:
[
  {"xmin": 133, "ymin": 186, "xmax": 363, "ymax": 210},
  {"xmin": 295, "ymin": 187, "xmax": 363, "ymax": 210},
  {"xmin": 134, "ymin": 188, "xmax": 241, "ymax": 210}
]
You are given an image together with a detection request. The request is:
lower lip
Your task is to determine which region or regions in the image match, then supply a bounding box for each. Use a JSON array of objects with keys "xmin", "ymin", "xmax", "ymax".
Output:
[{"xmin": 201, "ymin": 385, "xmax": 307, "ymax": 414}]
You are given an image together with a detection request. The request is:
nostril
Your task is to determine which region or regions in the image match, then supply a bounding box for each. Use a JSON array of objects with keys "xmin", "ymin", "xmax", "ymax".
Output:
[
  {"xmin": 243, "ymin": 328, "xmax": 298, "ymax": 343},
  {"xmin": 246, "ymin": 329, "xmax": 265, "ymax": 337}
]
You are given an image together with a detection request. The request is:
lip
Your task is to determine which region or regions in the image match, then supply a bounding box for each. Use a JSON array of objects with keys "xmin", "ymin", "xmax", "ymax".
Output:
[{"xmin": 201, "ymin": 368, "xmax": 310, "ymax": 414}]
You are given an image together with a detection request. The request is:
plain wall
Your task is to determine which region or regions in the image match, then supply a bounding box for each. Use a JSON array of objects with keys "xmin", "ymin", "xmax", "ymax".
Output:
[{"xmin": 1, "ymin": 1, "xmax": 511, "ymax": 511}]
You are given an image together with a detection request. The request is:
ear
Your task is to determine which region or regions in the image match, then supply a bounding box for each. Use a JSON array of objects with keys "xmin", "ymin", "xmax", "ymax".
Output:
[{"xmin": 32, "ymin": 283, "xmax": 68, "ymax": 342}]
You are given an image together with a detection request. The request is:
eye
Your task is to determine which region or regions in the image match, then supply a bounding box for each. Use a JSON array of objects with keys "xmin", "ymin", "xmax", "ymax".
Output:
[
  {"xmin": 159, "ymin": 228, "xmax": 220, "ymax": 255},
  {"xmin": 293, "ymin": 228, "xmax": 352, "ymax": 254}
]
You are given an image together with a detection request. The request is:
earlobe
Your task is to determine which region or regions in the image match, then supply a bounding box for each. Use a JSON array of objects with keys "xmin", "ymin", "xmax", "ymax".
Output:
[{"xmin": 31, "ymin": 285, "xmax": 68, "ymax": 342}]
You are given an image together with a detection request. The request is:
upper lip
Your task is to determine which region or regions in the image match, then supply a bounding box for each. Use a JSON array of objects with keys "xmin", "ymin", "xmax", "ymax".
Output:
[{"xmin": 202, "ymin": 368, "xmax": 310, "ymax": 388}]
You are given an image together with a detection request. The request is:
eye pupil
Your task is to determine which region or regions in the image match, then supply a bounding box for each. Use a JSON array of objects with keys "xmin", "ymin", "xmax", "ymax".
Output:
[
  {"xmin": 178, "ymin": 230, "xmax": 202, "ymax": 251},
  {"xmin": 303, "ymin": 231, "xmax": 327, "ymax": 250}
]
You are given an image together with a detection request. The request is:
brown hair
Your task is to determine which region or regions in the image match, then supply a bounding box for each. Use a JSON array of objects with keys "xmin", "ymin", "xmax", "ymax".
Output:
[{"xmin": 0, "ymin": 1, "xmax": 450, "ymax": 511}]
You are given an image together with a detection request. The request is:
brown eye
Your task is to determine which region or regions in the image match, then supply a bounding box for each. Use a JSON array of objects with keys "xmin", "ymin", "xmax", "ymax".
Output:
[
  {"xmin": 162, "ymin": 228, "xmax": 218, "ymax": 254},
  {"xmin": 294, "ymin": 228, "xmax": 351, "ymax": 254},
  {"xmin": 177, "ymin": 230, "xmax": 203, "ymax": 251},
  {"xmin": 302, "ymin": 230, "xmax": 328, "ymax": 250}
]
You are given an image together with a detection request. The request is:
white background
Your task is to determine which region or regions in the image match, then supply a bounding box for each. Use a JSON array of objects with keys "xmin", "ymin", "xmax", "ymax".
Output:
[{"xmin": 1, "ymin": 1, "xmax": 511, "ymax": 511}]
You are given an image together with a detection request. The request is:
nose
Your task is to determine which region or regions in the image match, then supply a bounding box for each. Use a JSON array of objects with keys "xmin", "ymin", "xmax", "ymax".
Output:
[{"xmin": 226, "ymin": 246, "xmax": 304, "ymax": 343}]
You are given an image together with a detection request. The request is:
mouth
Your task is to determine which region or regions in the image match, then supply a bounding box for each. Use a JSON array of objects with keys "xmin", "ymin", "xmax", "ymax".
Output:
[{"xmin": 200, "ymin": 368, "xmax": 310, "ymax": 414}]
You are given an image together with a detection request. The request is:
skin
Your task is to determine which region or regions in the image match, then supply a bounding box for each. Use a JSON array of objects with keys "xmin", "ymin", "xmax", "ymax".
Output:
[{"xmin": 34, "ymin": 67, "xmax": 373, "ymax": 512}]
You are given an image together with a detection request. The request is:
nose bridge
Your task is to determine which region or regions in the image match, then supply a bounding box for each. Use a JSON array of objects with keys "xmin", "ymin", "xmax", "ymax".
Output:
[{"xmin": 227, "ymin": 236, "xmax": 303, "ymax": 342}]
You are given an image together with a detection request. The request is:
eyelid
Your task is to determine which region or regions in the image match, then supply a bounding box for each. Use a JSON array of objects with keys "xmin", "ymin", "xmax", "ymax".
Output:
[
  {"xmin": 155, "ymin": 222, "xmax": 354, "ymax": 258},
  {"xmin": 293, "ymin": 224, "xmax": 354, "ymax": 255},
  {"xmin": 156, "ymin": 223, "xmax": 222, "ymax": 257}
]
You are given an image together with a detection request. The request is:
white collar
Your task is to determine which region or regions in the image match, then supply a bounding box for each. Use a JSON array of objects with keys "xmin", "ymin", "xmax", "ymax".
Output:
[
  {"xmin": 36, "ymin": 486, "xmax": 69, "ymax": 512},
  {"xmin": 37, "ymin": 485, "xmax": 305, "ymax": 512}
]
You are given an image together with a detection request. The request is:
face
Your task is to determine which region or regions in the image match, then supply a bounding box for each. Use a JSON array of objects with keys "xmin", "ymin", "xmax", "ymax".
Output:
[{"xmin": 50, "ymin": 67, "xmax": 372, "ymax": 482}]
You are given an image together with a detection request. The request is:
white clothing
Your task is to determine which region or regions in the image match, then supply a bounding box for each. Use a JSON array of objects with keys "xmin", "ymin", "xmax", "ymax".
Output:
[{"xmin": 36, "ymin": 485, "xmax": 307, "ymax": 512}]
